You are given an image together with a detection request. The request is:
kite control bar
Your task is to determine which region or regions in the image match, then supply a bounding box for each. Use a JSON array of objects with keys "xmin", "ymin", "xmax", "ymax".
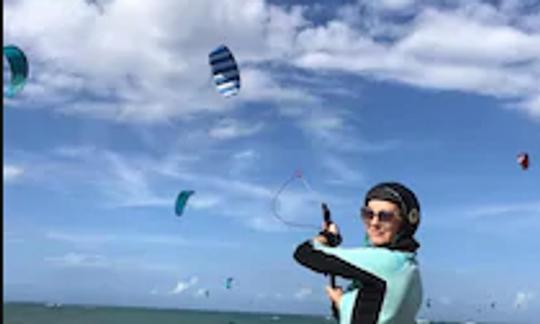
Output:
[{"xmin": 321, "ymin": 203, "xmax": 341, "ymax": 321}]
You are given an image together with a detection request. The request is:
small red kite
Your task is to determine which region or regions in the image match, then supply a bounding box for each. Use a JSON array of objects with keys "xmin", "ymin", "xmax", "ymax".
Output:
[{"xmin": 517, "ymin": 153, "xmax": 529, "ymax": 170}]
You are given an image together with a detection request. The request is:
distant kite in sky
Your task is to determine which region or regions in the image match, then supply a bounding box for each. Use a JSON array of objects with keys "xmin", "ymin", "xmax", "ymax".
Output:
[
  {"xmin": 209, "ymin": 45, "xmax": 240, "ymax": 98},
  {"xmin": 225, "ymin": 277, "xmax": 234, "ymax": 289},
  {"xmin": 3, "ymin": 45, "xmax": 29, "ymax": 97},
  {"xmin": 517, "ymin": 152, "xmax": 529, "ymax": 170},
  {"xmin": 175, "ymin": 190, "xmax": 195, "ymax": 216}
]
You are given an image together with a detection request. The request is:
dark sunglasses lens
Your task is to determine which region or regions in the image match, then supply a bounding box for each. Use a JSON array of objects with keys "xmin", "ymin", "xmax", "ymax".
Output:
[
  {"xmin": 361, "ymin": 208, "xmax": 374, "ymax": 220},
  {"xmin": 378, "ymin": 211, "xmax": 395, "ymax": 222}
]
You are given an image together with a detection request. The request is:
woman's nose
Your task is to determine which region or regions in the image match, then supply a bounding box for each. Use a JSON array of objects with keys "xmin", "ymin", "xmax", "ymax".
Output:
[{"xmin": 368, "ymin": 215, "xmax": 381, "ymax": 226}]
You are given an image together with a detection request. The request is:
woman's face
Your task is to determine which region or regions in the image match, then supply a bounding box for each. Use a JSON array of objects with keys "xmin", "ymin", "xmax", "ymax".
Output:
[{"xmin": 363, "ymin": 199, "xmax": 403, "ymax": 246}]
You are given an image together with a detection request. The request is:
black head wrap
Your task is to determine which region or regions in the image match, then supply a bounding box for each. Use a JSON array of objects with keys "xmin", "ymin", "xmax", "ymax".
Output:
[{"xmin": 364, "ymin": 182, "xmax": 421, "ymax": 252}]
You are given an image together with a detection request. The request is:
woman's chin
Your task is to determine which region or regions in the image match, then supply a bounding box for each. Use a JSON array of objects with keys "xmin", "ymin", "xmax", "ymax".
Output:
[{"xmin": 370, "ymin": 237, "xmax": 390, "ymax": 246}]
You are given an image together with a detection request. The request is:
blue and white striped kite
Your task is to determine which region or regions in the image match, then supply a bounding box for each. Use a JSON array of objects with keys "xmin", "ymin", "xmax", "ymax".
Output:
[{"xmin": 209, "ymin": 45, "xmax": 240, "ymax": 98}]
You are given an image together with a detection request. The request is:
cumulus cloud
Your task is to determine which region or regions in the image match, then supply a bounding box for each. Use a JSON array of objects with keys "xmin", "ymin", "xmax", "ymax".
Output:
[
  {"xmin": 3, "ymin": 0, "xmax": 315, "ymax": 123},
  {"xmin": 467, "ymin": 201, "xmax": 540, "ymax": 218},
  {"xmin": 514, "ymin": 291, "xmax": 535, "ymax": 310},
  {"xmin": 4, "ymin": 165, "xmax": 24, "ymax": 183},
  {"xmin": 293, "ymin": 2, "xmax": 540, "ymax": 121},
  {"xmin": 194, "ymin": 288, "xmax": 210, "ymax": 298},
  {"xmin": 233, "ymin": 149, "xmax": 259, "ymax": 161},
  {"xmin": 44, "ymin": 229, "xmax": 240, "ymax": 249},
  {"xmin": 294, "ymin": 287, "xmax": 313, "ymax": 300},
  {"xmin": 208, "ymin": 118, "xmax": 264, "ymax": 140},
  {"xmin": 322, "ymin": 155, "xmax": 365, "ymax": 186},
  {"xmin": 45, "ymin": 253, "xmax": 110, "ymax": 268},
  {"xmin": 44, "ymin": 251, "xmax": 180, "ymax": 273},
  {"xmin": 169, "ymin": 276, "xmax": 199, "ymax": 295}
]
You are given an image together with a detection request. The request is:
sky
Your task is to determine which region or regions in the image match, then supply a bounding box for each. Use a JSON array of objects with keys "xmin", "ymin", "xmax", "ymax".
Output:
[{"xmin": 3, "ymin": 0, "xmax": 540, "ymax": 322}]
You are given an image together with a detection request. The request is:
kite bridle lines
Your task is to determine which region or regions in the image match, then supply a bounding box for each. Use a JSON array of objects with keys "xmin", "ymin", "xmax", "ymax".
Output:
[{"xmin": 271, "ymin": 170, "xmax": 320, "ymax": 230}]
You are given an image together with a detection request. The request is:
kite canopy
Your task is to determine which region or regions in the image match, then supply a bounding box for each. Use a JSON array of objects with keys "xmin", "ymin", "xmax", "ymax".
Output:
[
  {"xmin": 225, "ymin": 277, "xmax": 234, "ymax": 289},
  {"xmin": 175, "ymin": 190, "xmax": 195, "ymax": 216},
  {"xmin": 3, "ymin": 45, "xmax": 29, "ymax": 97},
  {"xmin": 209, "ymin": 45, "xmax": 240, "ymax": 98},
  {"xmin": 517, "ymin": 152, "xmax": 529, "ymax": 170}
]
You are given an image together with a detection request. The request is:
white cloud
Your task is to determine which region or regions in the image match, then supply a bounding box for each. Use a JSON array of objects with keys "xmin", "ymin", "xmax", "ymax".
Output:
[
  {"xmin": 45, "ymin": 231, "xmax": 116, "ymax": 245},
  {"xmin": 99, "ymin": 151, "xmax": 172, "ymax": 208},
  {"xmin": 294, "ymin": 287, "xmax": 313, "ymax": 300},
  {"xmin": 518, "ymin": 94, "xmax": 540, "ymax": 120},
  {"xmin": 4, "ymin": 231, "xmax": 25, "ymax": 244},
  {"xmin": 194, "ymin": 288, "xmax": 210, "ymax": 298},
  {"xmin": 44, "ymin": 229, "xmax": 240, "ymax": 249},
  {"xmin": 169, "ymin": 276, "xmax": 199, "ymax": 295},
  {"xmin": 378, "ymin": 0, "xmax": 416, "ymax": 11},
  {"xmin": 4, "ymin": 1, "xmax": 540, "ymax": 125},
  {"xmin": 44, "ymin": 251, "xmax": 181, "ymax": 273},
  {"xmin": 187, "ymin": 194, "xmax": 222, "ymax": 210},
  {"xmin": 230, "ymin": 149, "xmax": 261, "ymax": 176},
  {"xmin": 3, "ymin": 0, "xmax": 316, "ymax": 123},
  {"xmin": 45, "ymin": 253, "xmax": 110, "ymax": 268},
  {"xmin": 467, "ymin": 201, "xmax": 540, "ymax": 218},
  {"xmin": 208, "ymin": 118, "xmax": 264, "ymax": 140},
  {"xmin": 4, "ymin": 165, "xmax": 24, "ymax": 182},
  {"xmin": 514, "ymin": 291, "xmax": 535, "ymax": 310},
  {"xmin": 233, "ymin": 149, "xmax": 259, "ymax": 161},
  {"xmin": 293, "ymin": 4, "xmax": 540, "ymax": 121},
  {"xmin": 9, "ymin": 144, "xmax": 349, "ymax": 233},
  {"xmin": 322, "ymin": 155, "xmax": 365, "ymax": 186}
]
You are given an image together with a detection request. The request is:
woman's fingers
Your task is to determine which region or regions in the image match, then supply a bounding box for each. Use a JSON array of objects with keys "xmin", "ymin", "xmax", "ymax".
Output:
[
  {"xmin": 328, "ymin": 223, "xmax": 339, "ymax": 235},
  {"xmin": 325, "ymin": 286, "xmax": 343, "ymax": 306}
]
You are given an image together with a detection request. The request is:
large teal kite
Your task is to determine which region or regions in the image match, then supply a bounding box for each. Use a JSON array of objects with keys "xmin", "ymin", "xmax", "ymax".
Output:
[
  {"xmin": 175, "ymin": 190, "xmax": 195, "ymax": 217},
  {"xmin": 225, "ymin": 277, "xmax": 234, "ymax": 289},
  {"xmin": 3, "ymin": 45, "xmax": 29, "ymax": 98}
]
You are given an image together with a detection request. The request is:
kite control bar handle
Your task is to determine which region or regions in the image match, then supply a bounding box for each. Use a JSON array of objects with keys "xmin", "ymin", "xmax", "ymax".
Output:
[
  {"xmin": 320, "ymin": 203, "xmax": 342, "ymax": 247},
  {"xmin": 321, "ymin": 203, "xmax": 340, "ymax": 321},
  {"xmin": 322, "ymin": 203, "xmax": 332, "ymax": 225}
]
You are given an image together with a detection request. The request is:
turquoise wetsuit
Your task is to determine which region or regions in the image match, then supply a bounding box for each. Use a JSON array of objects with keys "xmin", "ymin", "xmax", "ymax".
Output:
[{"xmin": 294, "ymin": 240, "xmax": 422, "ymax": 324}]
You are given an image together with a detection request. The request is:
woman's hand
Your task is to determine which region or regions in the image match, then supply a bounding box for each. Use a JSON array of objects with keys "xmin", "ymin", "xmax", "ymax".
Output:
[
  {"xmin": 325, "ymin": 286, "xmax": 343, "ymax": 308},
  {"xmin": 326, "ymin": 222, "xmax": 339, "ymax": 235},
  {"xmin": 314, "ymin": 222, "xmax": 341, "ymax": 246}
]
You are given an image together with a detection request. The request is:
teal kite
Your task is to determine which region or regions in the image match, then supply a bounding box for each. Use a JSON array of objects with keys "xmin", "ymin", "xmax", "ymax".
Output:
[
  {"xmin": 175, "ymin": 190, "xmax": 195, "ymax": 216},
  {"xmin": 225, "ymin": 277, "xmax": 234, "ymax": 289},
  {"xmin": 3, "ymin": 45, "xmax": 29, "ymax": 98}
]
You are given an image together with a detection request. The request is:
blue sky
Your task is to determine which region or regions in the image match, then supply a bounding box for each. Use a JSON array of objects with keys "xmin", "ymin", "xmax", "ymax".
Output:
[{"xmin": 3, "ymin": 0, "xmax": 540, "ymax": 322}]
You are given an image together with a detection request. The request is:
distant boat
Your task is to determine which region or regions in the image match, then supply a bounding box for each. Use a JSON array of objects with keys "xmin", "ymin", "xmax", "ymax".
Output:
[
  {"xmin": 44, "ymin": 302, "xmax": 62, "ymax": 308},
  {"xmin": 271, "ymin": 315, "xmax": 280, "ymax": 321},
  {"xmin": 416, "ymin": 319, "xmax": 431, "ymax": 324}
]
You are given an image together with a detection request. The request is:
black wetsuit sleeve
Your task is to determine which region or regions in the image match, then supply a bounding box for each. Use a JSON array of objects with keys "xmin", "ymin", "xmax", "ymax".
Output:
[{"xmin": 293, "ymin": 240, "xmax": 387, "ymax": 324}]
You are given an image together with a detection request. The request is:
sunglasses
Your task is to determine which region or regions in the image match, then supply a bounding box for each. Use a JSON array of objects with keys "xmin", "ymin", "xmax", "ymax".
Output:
[{"xmin": 360, "ymin": 207, "xmax": 399, "ymax": 223}]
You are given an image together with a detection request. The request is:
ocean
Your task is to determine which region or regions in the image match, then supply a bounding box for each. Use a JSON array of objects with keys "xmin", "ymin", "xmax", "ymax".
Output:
[
  {"xmin": 4, "ymin": 302, "xmax": 498, "ymax": 324},
  {"xmin": 3, "ymin": 302, "xmax": 333, "ymax": 324}
]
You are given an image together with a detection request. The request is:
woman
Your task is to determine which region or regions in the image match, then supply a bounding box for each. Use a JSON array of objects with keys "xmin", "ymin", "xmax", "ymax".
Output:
[{"xmin": 293, "ymin": 182, "xmax": 423, "ymax": 324}]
